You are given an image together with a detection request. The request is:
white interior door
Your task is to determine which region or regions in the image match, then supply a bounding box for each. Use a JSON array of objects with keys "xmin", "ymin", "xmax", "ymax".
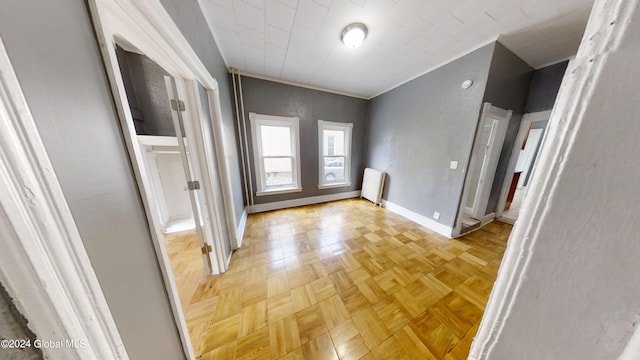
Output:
[
  {"xmin": 466, "ymin": 119, "xmax": 498, "ymax": 210},
  {"xmin": 516, "ymin": 128, "xmax": 544, "ymax": 189},
  {"xmin": 164, "ymin": 76, "xmax": 217, "ymax": 275},
  {"xmin": 467, "ymin": 103, "xmax": 512, "ymax": 220},
  {"xmin": 192, "ymin": 82, "xmax": 234, "ymax": 253}
]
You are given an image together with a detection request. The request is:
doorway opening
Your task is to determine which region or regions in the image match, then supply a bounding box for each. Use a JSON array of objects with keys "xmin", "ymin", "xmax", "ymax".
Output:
[
  {"xmin": 115, "ymin": 44, "xmax": 219, "ymax": 269},
  {"xmin": 90, "ymin": 0, "xmax": 241, "ymax": 355},
  {"xmin": 455, "ymin": 103, "xmax": 512, "ymax": 236},
  {"xmin": 113, "ymin": 43, "xmax": 225, "ymax": 355},
  {"xmin": 495, "ymin": 110, "xmax": 551, "ymax": 224}
]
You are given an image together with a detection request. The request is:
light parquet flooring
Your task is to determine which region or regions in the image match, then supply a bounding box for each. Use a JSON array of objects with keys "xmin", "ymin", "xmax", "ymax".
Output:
[
  {"xmin": 166, "ymin": 199, "xmax": 511, "ymax": 360},
  {"xmin": 164, "ymin": 229, "xmax": 206, "ymax": 315}
]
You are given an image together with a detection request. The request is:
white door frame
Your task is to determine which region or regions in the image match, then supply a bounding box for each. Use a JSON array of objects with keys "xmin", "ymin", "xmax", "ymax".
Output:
[
  {"xmin": 0, "ymin": 36, "xmax": 128, "ymax": 359},
  {"xmin": 187, "ymin": 80, "xmax": 240, "ymax": 252},
  {"xmin": 88, "ymin": 0, "xmax": 239, "ymax": 358},
  {"xmin": 516, "ymin": 128, "xmax": 543, "ymax": 188},
  {"xmin": 471, "ymin": 104, "xmax": 511, "ymax": 220},
  {"xmin": 495, "ymin": 110, "xmax": 551, "ymax": 218},
  {"xmin": 453, "ymin": 103, "xmax": 511, "ymax": 236}
]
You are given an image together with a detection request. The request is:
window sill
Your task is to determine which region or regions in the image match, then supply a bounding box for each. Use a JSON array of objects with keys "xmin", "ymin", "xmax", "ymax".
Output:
[
  {"xmin": 256, "ymin": 187, "xmax": 302, "ymax": 196},
  {"xmin": 318, "ymin": 182, "xmax": 351, "ymax": 190}
]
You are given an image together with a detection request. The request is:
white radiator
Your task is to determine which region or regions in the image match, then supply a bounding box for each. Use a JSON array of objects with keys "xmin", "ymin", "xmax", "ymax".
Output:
[{"xmin": 361, "ymin": 168, "xmax": 385, "ymax": 206}]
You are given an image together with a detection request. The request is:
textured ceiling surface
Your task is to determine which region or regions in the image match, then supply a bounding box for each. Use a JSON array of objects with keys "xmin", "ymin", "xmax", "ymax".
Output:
[{"xmin": 198, "ymin": 0, "xmax": 593, "ymax": 98}]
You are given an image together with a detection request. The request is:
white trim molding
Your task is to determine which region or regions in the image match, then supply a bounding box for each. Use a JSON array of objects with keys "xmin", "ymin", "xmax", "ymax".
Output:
[
  {"xmin": 452, "ymin": 102, "xmax": 511, "ymax": 237},
  {"xmin": 249, "ymin": 191, "xmax": 361, "ymax": 213},
  {"xmin": 88, "ymin": 0, "xmax": 240, "ymax": 358},
  {"xmin": 495, "ymin": 110, "xmax": 552, "ymax": 218},
  {"xmin": 0, "ymin": 36, "xmax": 128, "ymax": 359},
  {"xmin": 381, "ymin": 200, "xmax": 453, "ymax": 239},
  {"xmin": 236, "ymin": 208, "xmax": 248, "ymax": 249},
  {"xmin": 318, "ymin": 182, "xmax": 352, "ymax": 190},
  {"xmin": 318, "ymin": 120, "xmax": 353, "ymax": 189},
  {"xmin": 249, "ymin": 112, "xmax": 302, "ymax": 196}
]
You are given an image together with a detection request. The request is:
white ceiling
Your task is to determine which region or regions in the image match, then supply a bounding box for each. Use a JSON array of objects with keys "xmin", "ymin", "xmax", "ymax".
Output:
[{"xmin": 199, "ymin": 0, "xmax": 593, "ymax": 99}]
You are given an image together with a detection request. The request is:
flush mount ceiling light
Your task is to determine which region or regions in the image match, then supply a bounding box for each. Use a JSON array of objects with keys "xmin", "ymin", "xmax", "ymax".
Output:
[{"xmin": 341, "ymin": 23, "xmax": 368, "ymax": 48}]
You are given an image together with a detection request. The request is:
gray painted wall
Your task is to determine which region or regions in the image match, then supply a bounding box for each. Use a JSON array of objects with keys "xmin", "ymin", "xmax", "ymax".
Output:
[
  {"xmin": 239, "ymin": 76, "xmax": 368, "ymax": 204},
  {"xmin": 483, "ymin": 42, "xmax": 533, "ymax": 215},
  {"xmin": 366, "ymin": 44, "xmax": 495, "ymax": 228},
  {"xmin": 160, "ymin": 0, "xmax": 246, "ymax": 224},
  {"xmin": 115, "ymin": 47, "xmax": 145, "ymax": 133},
  {"xmin": 116, "ymin": 47, "xmax": 176, "ymax": 136},
  {"xmin": 525, "ymin": 61, "xmax": 569, "ymax": 113},
  {"xmin": 0, "ymin": 1, "xmax": 185, "ymax": 359}
]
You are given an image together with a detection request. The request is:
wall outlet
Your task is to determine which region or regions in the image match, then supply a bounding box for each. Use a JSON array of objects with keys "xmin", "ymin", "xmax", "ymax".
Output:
[
  {"xmin": 450, "ymin": 161, "xmax": 458, "ymax": 169},
  {"xmin": 433, "ymin": 211, "xmax": 440, "ymax": 220}
]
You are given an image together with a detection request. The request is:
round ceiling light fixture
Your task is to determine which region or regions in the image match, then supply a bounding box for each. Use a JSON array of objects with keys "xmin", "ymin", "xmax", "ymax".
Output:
[{"xmin": 341, "ymin": 23, "xmax": 368, "ymax": 48}]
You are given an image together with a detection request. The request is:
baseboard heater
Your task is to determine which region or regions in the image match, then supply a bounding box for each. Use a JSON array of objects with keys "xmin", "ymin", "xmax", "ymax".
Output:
[{"xmin": 361, "ymin": 168, "xmax": 385, "ymax": 206}]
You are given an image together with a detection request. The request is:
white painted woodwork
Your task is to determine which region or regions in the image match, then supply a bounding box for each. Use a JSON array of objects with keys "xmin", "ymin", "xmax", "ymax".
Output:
[
  {"xmin": 249, "ymin": 112, "xmax": 302, "ymax": 196},
  {"xmin": 164, "ymin": 76, "xmax": 219, "ymax": 276},
  {"xmin": 495, "ymin": 110, "xmax": 552, "ymax": 218},
  {"xmin": 89, "ymin": 0, "xmax": 242, "ymax": 358},
  {"xmin": 461, "ymin": 103, "xmax": 512, "ymax": 222},
  {"xmin": 0, "ymin": 36, "xmax": 128, "ymax": 360},
  {"xmin": 248, "ymin": 190, "xmax": 361, "ymax": 213},
  {"xmin": 381, "ymin": 200, "xmax": 453, "ymax": 238},
  {"xmin": 471, "ymin": 0, "xmax": 640, "ymax": 358}
]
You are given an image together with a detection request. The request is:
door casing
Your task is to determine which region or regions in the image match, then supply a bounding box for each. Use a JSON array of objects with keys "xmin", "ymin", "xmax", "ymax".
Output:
[
  {"xmin": 454, "ymin": 102, "xmax": 512, "ymax": 237},
  {"xmin": 88, "ymin": 0, "xmax": 240, "ymax": 358}
]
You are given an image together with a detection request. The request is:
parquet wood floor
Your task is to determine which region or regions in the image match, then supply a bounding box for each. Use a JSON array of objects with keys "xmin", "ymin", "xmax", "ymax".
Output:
[{"xmin": 164, "ymin": 199, "xmax": 511, "ymax": 359}]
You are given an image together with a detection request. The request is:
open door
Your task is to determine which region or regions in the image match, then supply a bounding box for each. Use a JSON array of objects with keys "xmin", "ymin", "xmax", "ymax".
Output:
[
  {"xmin": 465, "ymin": 103, "xmax": 512, "ymax": 221},
  {"xmin": 495, "ymin": 110, "xmax": 552, "ymax": 222},
  {"xmin": 164, "ymin": 76, "xmax": 218, "ymax": 275}
]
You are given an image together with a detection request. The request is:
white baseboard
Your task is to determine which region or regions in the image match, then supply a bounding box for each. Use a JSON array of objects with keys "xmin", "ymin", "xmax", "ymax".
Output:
[
  {"xmin": 236, "ymin": 208, "xmax": 248, "ymax": 248},
  {"xmin": 481, "ymin": 212, "xmax": 496, "ymax": 225},
  {"xmin": 249, "ymin": 191, "xmax": 361, "ymax": 213},
  {"xmin": 381, "ymin": 200, "xmax": 453, "ymax": 238}
]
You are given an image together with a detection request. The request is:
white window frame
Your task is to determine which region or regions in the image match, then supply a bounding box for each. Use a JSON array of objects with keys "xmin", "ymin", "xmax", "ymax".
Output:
[
  {"xmin": 250, "ymin": 113, "xmax": 302, "ymax": 196},
  {"xmin": 318, "ymin": 120, "xmax": 353, "ymax": 189}
]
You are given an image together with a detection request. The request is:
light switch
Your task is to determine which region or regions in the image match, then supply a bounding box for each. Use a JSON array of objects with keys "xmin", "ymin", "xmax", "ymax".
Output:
[{"xmin": 450, "ymin": 161, "xmax": 458, "ymax": 169}]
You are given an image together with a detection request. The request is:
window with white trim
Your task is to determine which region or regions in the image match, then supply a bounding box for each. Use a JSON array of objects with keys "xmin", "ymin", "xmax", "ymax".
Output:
[
  {"xmin": 318, "ymin": 120, "xmax": 352, "ymax": 189},
  {"xmin": 250, "ymin": 113, "xmax": 301, "ymax": 196}
]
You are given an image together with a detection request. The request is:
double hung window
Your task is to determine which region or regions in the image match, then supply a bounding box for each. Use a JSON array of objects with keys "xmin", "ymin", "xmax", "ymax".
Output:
[
  {"xmin": 318, "ymin": 120, "xmax": 352, "ymax": 188},
  {"xmin": 250, "ymin": 113, "xmax": 301, "ymax": 195}
]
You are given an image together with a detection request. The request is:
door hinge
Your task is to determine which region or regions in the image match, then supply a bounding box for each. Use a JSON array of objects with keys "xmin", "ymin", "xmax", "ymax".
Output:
[
  {"xmin": 170, "ymin": 99, "xmax": 186, "ymax": 112},
  {"xmin": 201, "ymin": 244, "xmax": 213, "ymax": 254},
  {"xmin": 187, "ymin": 180, "xmax": 200, "ymax": 190}
]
